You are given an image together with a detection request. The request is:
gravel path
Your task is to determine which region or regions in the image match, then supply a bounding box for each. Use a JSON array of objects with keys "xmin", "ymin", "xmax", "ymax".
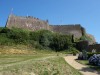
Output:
[{"xmin": 64, "ymin": 56, "xmax": 100, "ymax": 75}]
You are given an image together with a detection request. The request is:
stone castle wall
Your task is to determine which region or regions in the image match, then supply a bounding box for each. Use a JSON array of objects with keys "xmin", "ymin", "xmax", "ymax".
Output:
[
  {"xmin": 6, "ymin": 14, "xmax": 50, "ymax": 31},
  {"xmin": 6, "ymin": 14, "xmax": 83, "ymax": 38},
  {"xmin": 50, "ymin": 25, "xmax": 82, "ymax": 38}
]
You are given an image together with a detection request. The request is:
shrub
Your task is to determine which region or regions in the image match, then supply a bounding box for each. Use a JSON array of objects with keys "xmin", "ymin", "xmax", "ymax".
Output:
[
  {"xmin": 50, "ymin": 33, "xmax": 73, "ymax": 51},
  {"xmin": 87, "ymin": 52, "xmax": 100, "ymax": 59},
  {"xmin": 38, "ymin": 30, "xmax": 53, "ymax": 47},
  {"xmin": 8, "ymin": 28, "xmax": 29, "ymax": 44},
  {"xmin": 78, "ymin": 50, "xmax": 88, "ymax": 60},
  {"xmin": 67, "ymin": 47, "xmax": 79, "ymax": 54},
  {"xmin": 0, "ymin": 28, "xmax": 74, "ymax": 51},
  {"xmin": 0, "ymin": 36, "xmax": 14, "ymax": 45},
  {"xmin": 0, "ymin": 28, "xmax": 10, "ymax": 33},
  {"xmin": 0, "ymin": 27, "xmax": 30, "ymax": 45},
  {"xmin": 89, "ymin": 54, "xmax": 100, "ymax": 66},
  {"xmin": 29, "ymin": 31, "xmax": 40, "ymax": 41},
  {"xmin": 30, "ymin": 30, "xmax": 73, "ymax": 51}
]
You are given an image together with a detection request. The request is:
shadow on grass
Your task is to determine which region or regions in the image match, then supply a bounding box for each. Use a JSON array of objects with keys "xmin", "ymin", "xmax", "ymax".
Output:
[
  {"xmin": 79, "ymin": 66, "xmax": 100, "ymax": 75},
  {"xmin": 75, "ymin": 59, "xmax": 100, "ymax": 74}
]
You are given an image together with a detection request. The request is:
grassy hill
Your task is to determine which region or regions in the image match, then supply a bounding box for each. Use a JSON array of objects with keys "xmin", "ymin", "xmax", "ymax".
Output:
[
  {"xmin": 0, "ymin": 27, "xmax": 82, "ymax": 75},
  {"xmin": 0, "ymin": 50, "xmax": 82, "ymax": 75}
]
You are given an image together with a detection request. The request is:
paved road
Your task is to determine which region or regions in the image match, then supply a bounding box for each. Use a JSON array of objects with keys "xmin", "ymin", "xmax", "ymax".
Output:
[{"xmin": 64, "ymin": 56, "xmax": 100, "ymax": 75}]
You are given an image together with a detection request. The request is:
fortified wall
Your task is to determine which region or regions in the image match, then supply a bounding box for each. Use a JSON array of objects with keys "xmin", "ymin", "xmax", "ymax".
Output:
[
  {"xmin": 6, "ymin": 14, "xmax": 50, "ymax": 31},
  {"xmin": 50, "ymin": 25, "xmax": 83, "ymax": 38},
  {"xmin": 6, "ymin": 14, "xmax": 85, "ymax": 38}
]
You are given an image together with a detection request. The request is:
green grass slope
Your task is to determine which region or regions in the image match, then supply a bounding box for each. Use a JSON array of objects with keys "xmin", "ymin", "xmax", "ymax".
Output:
[{"xmin": 0, "ymin": 54, "xmax": 82, "ymax": 75}]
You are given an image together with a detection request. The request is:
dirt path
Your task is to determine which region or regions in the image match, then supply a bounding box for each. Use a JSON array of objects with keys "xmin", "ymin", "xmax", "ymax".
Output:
[{"xmin": 64, "ymin": 56, "xmax": 100, "ymax": 75}]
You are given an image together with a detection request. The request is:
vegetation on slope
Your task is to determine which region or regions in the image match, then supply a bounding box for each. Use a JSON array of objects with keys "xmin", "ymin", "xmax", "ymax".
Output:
[
  {"xmin": 0, "ymin": 27, "xmax": 74, "ymax": 52},
  {"xmin": 0, "ymin": 27, "xmax": 83, "ymax": 75}
]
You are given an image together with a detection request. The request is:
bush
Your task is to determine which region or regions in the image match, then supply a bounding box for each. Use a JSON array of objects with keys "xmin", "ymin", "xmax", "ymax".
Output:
[
  {"xmin": 38, "ymin": 30, "xmax": 53, "ymax": 47},
  {"xmin": 87, "ymin": 52, "xmax": 100, "ymax": 59},
  {"xmin": 50, "ymin": 34, "xmax": 73, "ymax": 51},
  {"xmin": 78, "ymin": 50, "xmax": 88, "ymax": 60},
  {"xmin": 29, "ymin": 31, "xmax": 40, "ymax": 41},
  {"xmin": 29, "ymin": 40, "xmax": 44, "ymax": 49},
  {"xmin": 67, "ymin": 47, "xmax": 79, "ymax": 54},
  {"xmin": 78, "ymin": 51, "xmax": 88, "ymax": 60},
  {"xmin": 0, "ymin": 28, "xmax": 29, "ymax": 44},
  {"xmin": 8, "ymin": 28, "xmax": 29, "ymax": 44},
  {"xmin": 89, "ymin": 54, "xmax": 100, "ymax": 66},
  {"xmin": 0, "ymin": 36, "xmax": 14, "ymax": 45},
  {"xmin": 0, "ymin": 28, "xmax": 74, "ymax": 51},
  {"xmin": 0, "ymin": 28, "xmax": 10, "ymax": 33},
  {"xmin": 30, "ymin": 30, "xmax": 73, "ymax": 51}
]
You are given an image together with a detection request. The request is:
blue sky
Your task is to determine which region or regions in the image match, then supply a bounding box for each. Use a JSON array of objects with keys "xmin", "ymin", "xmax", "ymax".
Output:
[{"xmin": 0, "ymin": 0, "xmax": 100, "ymax": 43}]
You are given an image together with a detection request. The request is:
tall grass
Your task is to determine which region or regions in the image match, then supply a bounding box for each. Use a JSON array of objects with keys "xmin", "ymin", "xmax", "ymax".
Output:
[{"xmin": 0, "ymin": 55, "xmax": 82, "ymax": 75}]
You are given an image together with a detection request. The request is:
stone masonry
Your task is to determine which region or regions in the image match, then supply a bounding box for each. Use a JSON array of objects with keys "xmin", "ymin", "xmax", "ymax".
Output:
[{"xmin": 6, "ymin": 14, "xmax": 85, "ymax": 39}]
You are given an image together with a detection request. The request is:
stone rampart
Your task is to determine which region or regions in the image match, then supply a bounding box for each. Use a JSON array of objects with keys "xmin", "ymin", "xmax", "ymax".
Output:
[
  {"xmin": 50, "ymin": 25, "xmax": 82, "ymax": 38},
  {"xmin": 6, "ymin": 14, "xmax": 49, "ymax": 31},
  {"xmin": 6, "ymin": 14, "xmax": 84, "ymax": 38}
]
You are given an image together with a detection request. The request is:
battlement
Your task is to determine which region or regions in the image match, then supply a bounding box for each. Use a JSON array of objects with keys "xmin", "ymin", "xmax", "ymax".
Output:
[{"xmin": 6, "ymin": 14, "xmax": 85, "ymax": 38}]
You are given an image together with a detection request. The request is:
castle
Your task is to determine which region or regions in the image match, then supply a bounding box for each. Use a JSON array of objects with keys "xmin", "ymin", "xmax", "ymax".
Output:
[
  {"xmin": 6, "ymin": 14, "xmax": 85, "ymax": 39},
  {"xmin": 6, "ymin": 14, "xmax": 97, "ymax": 52}
]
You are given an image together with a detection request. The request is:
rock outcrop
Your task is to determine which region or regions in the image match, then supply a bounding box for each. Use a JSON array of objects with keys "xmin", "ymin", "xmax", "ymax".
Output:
[{"xmin": 86, "ymin": 34, "xmax": 96, "ymax": 44}]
